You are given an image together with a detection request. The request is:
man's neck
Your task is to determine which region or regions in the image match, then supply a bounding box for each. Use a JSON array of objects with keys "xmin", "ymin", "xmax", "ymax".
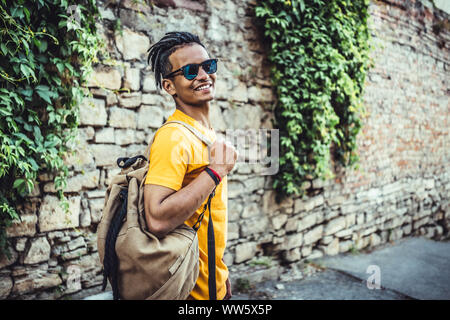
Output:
[{"xmin": 176, "ymin": 102, "xmax": 212, "ymax": 130}]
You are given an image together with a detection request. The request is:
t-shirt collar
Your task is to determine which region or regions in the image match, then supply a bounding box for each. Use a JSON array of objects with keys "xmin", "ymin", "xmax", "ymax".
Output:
[{"xmin": 170, "ymin": 108, "xmax": 216, "ymax": 139}]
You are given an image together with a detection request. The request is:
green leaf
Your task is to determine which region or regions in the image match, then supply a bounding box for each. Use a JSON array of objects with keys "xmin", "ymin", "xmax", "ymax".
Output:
[
  {"xmin": 13, "ymin": 179, "xmax": 25, "ymax": 190},
  {"xmin": 0, "ymin": 43, "xmax": 8, "ymax": 55}
]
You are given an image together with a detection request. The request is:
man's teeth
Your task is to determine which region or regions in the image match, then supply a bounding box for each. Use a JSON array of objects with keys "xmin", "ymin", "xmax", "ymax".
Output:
[{"xmin": 195, "ymin": 84, "xmax": 211, "ymax": 91}]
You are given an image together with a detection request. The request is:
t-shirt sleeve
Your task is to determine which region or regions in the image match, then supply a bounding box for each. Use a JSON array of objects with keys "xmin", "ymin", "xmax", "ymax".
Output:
[{"xmin": 144, "ymin": 126, "xmax": 191, "ymax": 191}]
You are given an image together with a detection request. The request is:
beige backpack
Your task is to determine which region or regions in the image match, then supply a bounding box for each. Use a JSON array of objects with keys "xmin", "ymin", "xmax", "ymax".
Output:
[{"xmin": 96, "ymin": 120, "xmax": 215, "ymax": 300}]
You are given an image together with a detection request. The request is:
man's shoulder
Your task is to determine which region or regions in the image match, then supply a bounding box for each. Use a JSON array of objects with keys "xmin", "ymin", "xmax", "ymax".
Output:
[
  {"xmin": 151, "ymin": 123, "xmax": 196, "ymax": 155},
  {"xmin": 155, "ymin": 123, "xmax": 194, "ymax": 143}
]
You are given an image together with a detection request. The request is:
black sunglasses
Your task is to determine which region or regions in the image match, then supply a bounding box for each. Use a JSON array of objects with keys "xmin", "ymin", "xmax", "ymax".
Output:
[{"xmin": 163, "ymin": 58, "xmax": 218, "ymax": 80}]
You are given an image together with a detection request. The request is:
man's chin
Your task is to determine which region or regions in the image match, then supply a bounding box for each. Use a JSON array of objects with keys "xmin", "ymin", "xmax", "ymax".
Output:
[{"xmin": 195, "ymin": 94, "xmax": 215, "ymax": 103}]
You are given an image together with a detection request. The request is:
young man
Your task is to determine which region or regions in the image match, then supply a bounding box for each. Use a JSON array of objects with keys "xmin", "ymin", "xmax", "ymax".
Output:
[{"xmin": 144, "ymin": 32, "xmax": 237, "ymax": 300}]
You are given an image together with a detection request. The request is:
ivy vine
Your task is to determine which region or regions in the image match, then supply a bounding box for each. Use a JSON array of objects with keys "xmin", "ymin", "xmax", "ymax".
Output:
[
  {"xmin": 0, "ymin": 0, "xmax": 102, "ymax": 256},
  {"xmin": 255, "ymin": 0, "xmax": 372, "ymax": 198}
]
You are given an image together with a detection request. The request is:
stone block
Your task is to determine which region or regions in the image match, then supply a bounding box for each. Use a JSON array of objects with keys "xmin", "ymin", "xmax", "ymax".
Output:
[
  {"xmin": 0, "ymin": 246, "xmax": 18, "ymax": 269},
  {"xmin": 234, "ymin": 242, "xmax": 257, "ymax": 263},
  {"xmin": 271, "ymin": 214, "xmax": 287, "ymax": 230},
  {"xmin": 44, "ymin": 170, "xmax": 100, "ymax": 193},
  {"xmin": 321, "ymin": 237, "xmax": 339, "ymax": 256},
  {"xmin": 89, "ymin": 198, "xmax": 105, "ymax": 224},
  {"xmin": 67, "ymin": 237, "xmax": 86, "ymax": 251},
  {"xmin": 307, "ymin": 249, "xmax": 323, "ymax": 260},
  {"xmin": 23, "ymin": 237, "xmax": 51, "ymax": 265},
  {"xmin": 114, "ymin": 128, "xmax": 135, "ymax": 146},
  {"xmin": 345, "ymin": 213, "xmax": 356, "ymax": 228},
  {"xmin": 137, "ymin": 105, "xmax": 164, "ymax": 129},
  {"xmin": 12, "ymin": 271, "xmax": 62, "ymax": 296},
  {"xmin": 118, "ymin": 92, "xmax": 142, "ymax": 109},
  {"xmin": 109, "ymin": 106, "xmax": 137, "ymax": 129},
  {"xmin": 142, "ymin": 74, "xmax": 157, "ymax": 93},
  {"xmin": 0, "ymin": 275, "xmax": 13, "ymax": 299},
  {"xmin": 247, "ymin": 86, "xmax": 274, "ymax": 103},
  {"xmin": 243, "ymin": 176, "xmax": 265, "ymax": 194},
  {"xmin": 228, "ymin": 201, "xmax": 242, "ymax": 222},
  {"xmin": 90, "ymin": 144, "xmax": 123, "ymax": 167},
  {"xmin": 223, "ymin": 104, "xmax": 262, "ymax": 130},
  {"xmin": 209, "ymin": 103, "xmax": 227, "ymax": 132},
  {"xmin": 115, "ymin": 28, "xmax": 150, "ymax": 61},
  {"xmin": 95, "ymin": 127, "xmax": 115, "ymax": 143},
  {"xmin": 80, "ymin": 208, "xmax": 91, "ymax": 228},
  {"xmin": 370, "ymin": 233, "xmax": 381, "ymax": 247},
  {"xmin": 79, "ymin": 98, "xmax": 107, "ymax": 126},
  {"xmin": 294, "ymin": 195, "xmax": 324, "ymax": 213},
  {"xmin": 282, "ymin": 233, "xmax": 303, "ymax": 250},
  {"xmin": 64, "ymin": 138, "xmax": 95, "ymax": 171},
  {"xmin": 424, "ymin": 179, "xmax": 435, "ymax": 190},
  {"xmin": 87, "ymin": 67, "xmax": 121, "ymax": 90},
  {"xmin": 227, "ymin": 222, "xmax": 239, "ymax": 241},
  {"xmin": 39, "ymin": 196, "xmax": 80, "ymax": 232},
  {"xmin": 228, "ymin": 180, "xmax": 245, "ymax": 199},
  {"xmin": 324, "ymin": 216, "xmax": 346, "ymax": 236},
  {"xmin": 6, "ymin": 213, "xmax": 37, "ymax": 238},
  {"xmin": 339, "ymin": 240, "xmax": 353, "ymax": 253},
  {"xmin": 301, "ymin": 245, "xmax": 312, "ymax": 257},
  {"xmin": 240, "ymin": 217, "xmax": 269, "ymax": 237},
  {"xmin": 241, "ymin": 202, "xmax": 260, "ymax": 218},
  {"xmin": 262, "ymin": 190, "xmax": 293, "ymax": 214},
  {"xmin": 303, "ymin": 225, "xmax": 323, "ymax": 245},
  {"xmin": 123, "ymin": 67, "xmax": 141, "ymax": 91},
  {"xmin": 283, "ymin": 248, "xmax": 301, "ymax": 262},
  {"xmin": 285, "ymin": 216, "xmax": 299, "ymax": 233},
  {"xmin": 297, "ymin": 212, "xmax": 317, "ymax": 232}
]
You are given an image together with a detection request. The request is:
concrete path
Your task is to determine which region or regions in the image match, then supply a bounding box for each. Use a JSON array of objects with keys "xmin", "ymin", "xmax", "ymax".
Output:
[
  {"xmin": 232, "ymin": 237, "xmax": 450, "ymax": 300},
  {"xmin": 316, "ymin": 237, "xmax": 450, "ymax": 300}
]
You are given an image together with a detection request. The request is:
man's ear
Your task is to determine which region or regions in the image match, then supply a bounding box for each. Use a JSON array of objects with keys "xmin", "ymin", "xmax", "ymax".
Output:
[{"xmin": 162, "ymin": 78, "xmax": 177, "ymax": 97}]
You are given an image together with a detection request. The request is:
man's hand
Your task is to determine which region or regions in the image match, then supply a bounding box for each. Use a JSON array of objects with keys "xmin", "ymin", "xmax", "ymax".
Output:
[
  {"xmin": 224, "ymin": 278, "xmax": 232, "ymax": 300},
  {"xmin": 208, "ymin": 137, "xmax": 237, "ymax": 178}
]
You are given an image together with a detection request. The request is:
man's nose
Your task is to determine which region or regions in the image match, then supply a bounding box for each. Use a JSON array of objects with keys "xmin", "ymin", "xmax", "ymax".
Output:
[{"xmin": 196, "ymin": 66, "xmax": 209, "ymax": 80}]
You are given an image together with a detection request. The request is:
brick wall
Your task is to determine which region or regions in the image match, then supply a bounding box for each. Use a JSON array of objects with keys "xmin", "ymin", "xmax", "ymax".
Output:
[{"xmin": 0, "ymin": 0, "xmax": 448, "ymax": 299}]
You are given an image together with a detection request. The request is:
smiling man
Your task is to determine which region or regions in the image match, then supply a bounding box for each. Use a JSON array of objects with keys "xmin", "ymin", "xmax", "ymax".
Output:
[{"xmin": 144, "ymin": 31, "xmax": 237, "ymax": 300}]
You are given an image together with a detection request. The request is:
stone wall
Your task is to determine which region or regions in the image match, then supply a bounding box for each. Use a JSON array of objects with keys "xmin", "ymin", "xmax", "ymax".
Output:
[{"xmin": 0, "ymin": 0, "xmax": 449, "ymax": 299}]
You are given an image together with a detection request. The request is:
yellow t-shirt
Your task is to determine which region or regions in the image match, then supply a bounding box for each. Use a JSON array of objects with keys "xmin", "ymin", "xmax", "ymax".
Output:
[{"xmin": 144, "ymin": 108, "xmax": 228, "ymax": 300}]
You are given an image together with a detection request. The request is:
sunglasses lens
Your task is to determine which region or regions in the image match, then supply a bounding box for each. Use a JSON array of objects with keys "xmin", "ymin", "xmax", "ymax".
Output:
[
  {"xmin": 182, "ymin": 59, "xmax": 217, "ymax": 80},
  {"xmin": 203, "ymin": 59, "xmax": 217, "ymax": 74},
  {"xmin": 184, "ymin": 64, "xmax": 199, "ymax": 80}
]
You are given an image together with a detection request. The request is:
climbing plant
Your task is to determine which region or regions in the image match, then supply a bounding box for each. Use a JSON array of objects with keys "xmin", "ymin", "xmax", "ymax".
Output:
[
  {"xmin": 255, "ymin": 0, "xmax": 372, "ymax": 199},
  {"xmin": 0, "ymin": 0, "xmax": 102, "ymax": 256}
]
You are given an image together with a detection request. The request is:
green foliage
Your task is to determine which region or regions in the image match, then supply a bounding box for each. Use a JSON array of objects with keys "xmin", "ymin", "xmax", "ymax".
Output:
[
  {"xmin": 0, "ymin": 0, "xmax": 102, "ymax": 256},
  {"xmin": 248, "ymin": 256, "xmax": 273, "ymax": 268},
  {"xmin": 255, "ymin": 0, "xmax": 372, "ymax": 199}
]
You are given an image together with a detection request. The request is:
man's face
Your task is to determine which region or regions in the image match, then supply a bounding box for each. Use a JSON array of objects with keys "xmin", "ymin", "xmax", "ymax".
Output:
[{"xmin": 162, "ymin": 43, "xmax": 216, "ymax": 106}]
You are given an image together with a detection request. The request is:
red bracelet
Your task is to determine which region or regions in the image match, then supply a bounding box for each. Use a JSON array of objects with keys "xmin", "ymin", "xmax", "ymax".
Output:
[{"xmin": 207, "ymin": 167, "xmax": 222, "ymax": 183}]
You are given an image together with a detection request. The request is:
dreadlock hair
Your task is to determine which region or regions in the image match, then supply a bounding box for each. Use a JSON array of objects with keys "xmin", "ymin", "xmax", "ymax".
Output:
[{"xmin": 147, "ymin": 31, "xmax": 207, "ymax": 92}]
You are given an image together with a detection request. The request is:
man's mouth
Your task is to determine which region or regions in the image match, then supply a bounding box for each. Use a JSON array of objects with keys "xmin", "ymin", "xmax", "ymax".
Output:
[{"xmin": 194, "ymin": 83, "xmax": 212, "ymax": 91}]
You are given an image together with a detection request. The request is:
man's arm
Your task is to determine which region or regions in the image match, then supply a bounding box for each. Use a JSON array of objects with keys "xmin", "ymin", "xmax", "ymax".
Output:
[
  {"xmin": 144, "ymin": 171, "xmax": 216, "ymax": 238},
  {"xmin": 144, "ymin": 138, "xmax": 236, "ymax": 238}
]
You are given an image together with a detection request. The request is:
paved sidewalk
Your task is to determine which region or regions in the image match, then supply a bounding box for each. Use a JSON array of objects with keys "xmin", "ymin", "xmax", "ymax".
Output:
[{"xmin": 232, "ymin": 236, "xmax": 450, "ymax": 300}]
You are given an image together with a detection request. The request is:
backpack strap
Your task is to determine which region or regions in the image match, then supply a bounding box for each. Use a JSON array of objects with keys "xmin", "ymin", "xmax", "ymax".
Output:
[
  {"xmin": 144, "ymin": 120, "xmax": 213, "ymax": 160},
  {"xmin": 207, "ymin": 198, "xmax": 217, "ymax": 300},
  {"xmin": 166, "ymin": 120, "xmax": 213, "ymax": 147},
  {"xmin": 102, "ymin": 188, "xmax": 128, "ymax": 300}
]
